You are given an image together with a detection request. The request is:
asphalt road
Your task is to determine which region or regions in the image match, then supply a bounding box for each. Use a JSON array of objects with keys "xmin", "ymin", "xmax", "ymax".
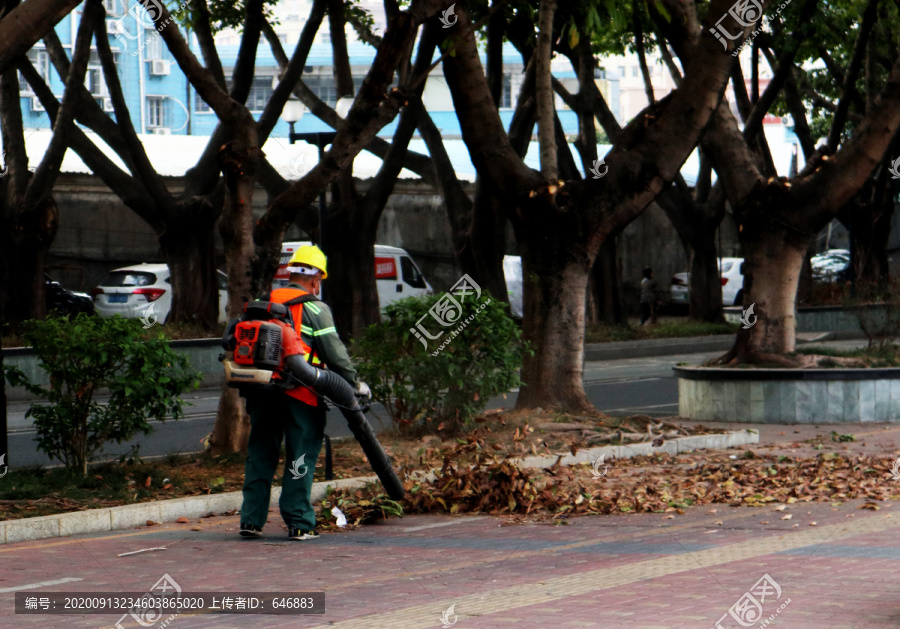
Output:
[{"xmin": 3, "ymin": 349, "xmax": 722, "ymax": 470}]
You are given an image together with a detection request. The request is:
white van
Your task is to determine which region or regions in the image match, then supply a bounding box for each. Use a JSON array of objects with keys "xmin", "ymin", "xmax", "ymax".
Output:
[{"xmin": 275, "ymin": 242, "xmax": 432, "ymax": 310}]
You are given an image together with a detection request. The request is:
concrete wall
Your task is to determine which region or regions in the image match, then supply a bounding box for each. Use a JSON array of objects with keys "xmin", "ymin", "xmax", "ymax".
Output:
[
  {"xmin": 678, "ymin": 373, "xmax": 900, "ymax": 423},
  {"xmin": 46, "ymin": 172, "xmax": 735, "ymax": 309},
  {"xmin": 5, "ymin": 340, "xmax": 224, "ymax": 402}
]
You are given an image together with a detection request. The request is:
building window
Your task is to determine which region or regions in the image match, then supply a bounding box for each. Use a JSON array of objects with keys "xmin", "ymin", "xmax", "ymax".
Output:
[
  {"xmin": 195, "ymin": 73, "xmax": 278, "ymax": 112},
  {"xmin": 500, "ymin": 74, "xmax": 512, "ymax": 108},
  {"xmin": 303, "ymin": 75, "xmax": 363, "ymax": 106},
  {"xmin": 246, "ymin": 74, "xmax": 276, "ymax": 111},
  {"xmin": 103, "ymin": 0, "xmax": 121, "ymax": 16},
  {"xmin": 631, "ymin": 66, "xmax": 639, "ymax": 78},
  {"xmin": 18, "ymin": 48, "xmax": 50, "ymax": 94},
  {"xmin": 86, "ymin": 51, "xmax": 106, "ymax": 96},
  {"xmin": 144, "ymin": 29, "xmax": 163, "ymax": 60},
  {"xmin": 147, "ymin": 96, "xmax": 167, "ymax": 128},
  {"xmin": 85, "ymin": 50, "xmax": 120, "ymax": 96},
  {"xmin": 320, "ymin": 31, "xmax": 331, "ymax": 44}
]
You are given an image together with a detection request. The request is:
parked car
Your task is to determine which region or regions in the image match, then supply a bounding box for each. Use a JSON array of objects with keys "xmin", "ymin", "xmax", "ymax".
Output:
[
  {"xmin": 45, "ymin": 273, "xmax": 94, "ymax": 316},
  {"xmin": 670, "ymin": 257, "xmax": 745, "ymax": 307},
  {"xmin": 274, "ymin": 242, "xmax": 432, "ymax": 309},
  {"xmin": 93, "ymin": 263, "xmax": 228, "ymax": 324},
  {"xmin": 811, "ymin": 249, "xmax": 851, "ymax": 283}
]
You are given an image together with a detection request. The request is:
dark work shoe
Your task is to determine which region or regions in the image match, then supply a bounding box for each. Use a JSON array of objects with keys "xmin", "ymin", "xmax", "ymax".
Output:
[
  {"xmin": 239, "ymin": 523, "xmax": 263, "ymax": 538},
  {"xmin": 288, "ymin": 526, "xmax": 319, "ymax": 541}
]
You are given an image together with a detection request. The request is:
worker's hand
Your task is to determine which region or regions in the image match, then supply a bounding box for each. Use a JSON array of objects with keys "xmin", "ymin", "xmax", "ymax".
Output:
[{"xmin": 355, "ymin": 381, "xmax": 372, "ymax": 400}]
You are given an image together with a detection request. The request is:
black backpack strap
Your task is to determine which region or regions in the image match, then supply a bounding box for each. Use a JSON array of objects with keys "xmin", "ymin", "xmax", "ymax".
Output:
[{"xmin": 281, "ymin": 294, "xmax": 320, "ymax": 307}]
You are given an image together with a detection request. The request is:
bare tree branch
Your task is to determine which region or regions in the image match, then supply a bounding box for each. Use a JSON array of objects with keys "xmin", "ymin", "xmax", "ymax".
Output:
[
  {"xmin": 0, "ymin": 0, "xmax": 82, "ymax": 74},
  {"xmin": 95, "ymin": 11, "xmax": 172, "ymax": 211},
  {"xmin": 24, "ymin": 0, "xmax": 98, "ymax": 210}
]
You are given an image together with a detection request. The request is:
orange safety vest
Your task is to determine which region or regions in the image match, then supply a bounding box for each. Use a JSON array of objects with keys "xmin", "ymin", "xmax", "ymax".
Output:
[{"xmin": 268, "ymin": 287, "xmax": 323, "ymax": 407}]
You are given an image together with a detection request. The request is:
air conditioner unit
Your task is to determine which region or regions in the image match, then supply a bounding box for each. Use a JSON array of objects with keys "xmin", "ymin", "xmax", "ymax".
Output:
[
  {"xmin": 102, "ymin": 97, "xmax": 115, "ymax": 112},
  {"xmin": 31, "ymin": 96, "xmax": 45, "ymax": 112},
  {"xmin": 151, "ymin": 127, "xmax": 171, "ymax": 135},
  {"xmin": 149, "ymin": 60, "xmax": 169, "ymax": 76}
]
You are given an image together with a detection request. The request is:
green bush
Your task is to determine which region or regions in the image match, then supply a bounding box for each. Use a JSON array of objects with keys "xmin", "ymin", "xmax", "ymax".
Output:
[
  {"xmin": 354, "ymin": 295, "xmax": 526, "ymax": 435},
  {"xmin": 4, "ymin": 314, "xmax": 200, "ymax": 475}
]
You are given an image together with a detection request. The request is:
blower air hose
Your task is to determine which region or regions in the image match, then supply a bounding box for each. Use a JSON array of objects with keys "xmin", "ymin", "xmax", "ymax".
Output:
[{"xmin": 283, "ymin": 355, "xmax": 405, "ymax": 501}]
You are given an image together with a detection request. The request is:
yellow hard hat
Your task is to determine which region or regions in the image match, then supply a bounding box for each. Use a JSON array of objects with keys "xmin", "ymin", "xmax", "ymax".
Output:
[{"xmin": 287, "ymin": 245, "xmax": 328, "ymax": 279}]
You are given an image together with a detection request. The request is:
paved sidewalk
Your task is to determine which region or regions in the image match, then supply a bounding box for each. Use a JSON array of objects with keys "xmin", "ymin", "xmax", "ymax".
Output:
[{"xmin": 0, "ymin": 496, "xmax": 897, "ymax": 628}]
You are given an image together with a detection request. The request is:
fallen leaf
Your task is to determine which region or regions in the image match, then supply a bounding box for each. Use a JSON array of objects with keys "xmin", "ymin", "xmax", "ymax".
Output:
[
  {"xmin": 774, "ymin": 505, "xmax": 786, "ymax": 511},
  {"xmin": 860, "ymin": 502, "xmax": 880, "ymax": 510},
  {"xmin": 146, "ymin": 520, "xmax": 158, "ymax": 526},
  {"xmin": 781, "ymin": 514, "xmax": 792, "ymax": 520},
  {"xmin": 809, "ymin": 522, "xmax": 817, "ymax": 526},
  {"xmin": 176, "ymin": 517, "xmax": 189, "ymax": 524},
  {"xmin": 144, "ymin": 477, "xmax": 152, "ymax": 488},
  {"xmin": 760, "ymin": 521, "xmax": 770, "ymax": 524},
  {"xmin": 707, "ymin": 509, "xmax": 718, "ymax": 514}
]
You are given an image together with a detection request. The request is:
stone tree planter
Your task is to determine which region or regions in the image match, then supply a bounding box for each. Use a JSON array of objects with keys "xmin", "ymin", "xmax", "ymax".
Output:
[{"xmin": 674, "ymin": 365, "xmax": 900, "ymax": 423}]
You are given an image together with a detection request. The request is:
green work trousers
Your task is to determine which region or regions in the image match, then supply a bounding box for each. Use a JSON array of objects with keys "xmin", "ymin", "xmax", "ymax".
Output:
[{"xmin": 240, "ymin": 392, "xmax": 325, "ymax": 532}]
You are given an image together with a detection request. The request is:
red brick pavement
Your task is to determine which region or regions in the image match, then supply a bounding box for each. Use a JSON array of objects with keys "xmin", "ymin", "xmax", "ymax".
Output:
[{"xmin": 0, "ymin": 496, "xmax": 898, "ymax": 629}]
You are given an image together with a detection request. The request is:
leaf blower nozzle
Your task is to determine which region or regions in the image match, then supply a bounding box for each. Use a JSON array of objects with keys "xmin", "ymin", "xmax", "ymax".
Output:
[{"xmin": 283, "ymin": 356, "xmax": 405, "ymax": 500}]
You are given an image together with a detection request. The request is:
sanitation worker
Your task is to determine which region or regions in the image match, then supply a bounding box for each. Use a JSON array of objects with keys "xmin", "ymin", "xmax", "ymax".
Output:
[{"xmin": 239, "ymin": 245, "xmax": 370, "ymax": 541}]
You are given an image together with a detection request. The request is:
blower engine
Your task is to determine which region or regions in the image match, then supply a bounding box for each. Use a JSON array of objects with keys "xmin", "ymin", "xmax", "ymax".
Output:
[
  {"xmin": 221, "ymin": 301, "xmax": 405, "ymax": 500},
  {"xmin": 222, "ymin": 301, "xmax": 303, "ymax": 391}
]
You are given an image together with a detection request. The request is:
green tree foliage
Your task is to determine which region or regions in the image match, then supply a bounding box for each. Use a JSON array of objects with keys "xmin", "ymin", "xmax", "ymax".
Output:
[
  {"xmin": 4, "ymin": 314, "xmax": 200, "ymax": 475},
  {"xmin": 354, "ymin": 295, "xmax": 527, "ymax": 435}
]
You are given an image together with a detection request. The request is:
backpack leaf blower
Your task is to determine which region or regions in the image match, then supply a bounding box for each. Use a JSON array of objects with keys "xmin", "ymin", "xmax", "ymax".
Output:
[{"xmin": 221, "ymin": 301, "xmax": 405, "ymax": 500}]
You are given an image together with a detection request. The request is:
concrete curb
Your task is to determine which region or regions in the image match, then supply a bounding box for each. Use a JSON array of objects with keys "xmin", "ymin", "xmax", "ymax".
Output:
[
  {"xmin": 584, "ymin": 336, "xmax": 736, "ymax": 361},
  {"xmin": 584, "ymin": 331, "xmax": 864, "ymax": 361},
  {"xmin": 511, "ymin": 428, "xmax": 759, "ymax": 469},
  {"xmin": 0, "ymin": 430, "xmax": 756, "ymax": 545},
  {"xmin": 0, "ymin": 475, "xmax": 377, "ymax": 545}
]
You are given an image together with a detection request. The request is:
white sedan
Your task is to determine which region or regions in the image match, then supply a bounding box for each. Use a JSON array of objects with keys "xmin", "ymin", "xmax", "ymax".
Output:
[
  {"xmin": 93, "ymin": 263, "xmax": 228, "ymax": 324},
  {"xmin": 670, "ymin": 257, "xmax": 745, "ymax": 307}
]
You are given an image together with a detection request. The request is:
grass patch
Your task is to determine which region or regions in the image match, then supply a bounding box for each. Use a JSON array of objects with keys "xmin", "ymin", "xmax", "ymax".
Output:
[
  {"xmin": 0, "ymin": 453, "xmax": 250, "ymax": 520},
  {"xmin": 585, "ymin": 319, "xmax": 738, "ymax": 344}
]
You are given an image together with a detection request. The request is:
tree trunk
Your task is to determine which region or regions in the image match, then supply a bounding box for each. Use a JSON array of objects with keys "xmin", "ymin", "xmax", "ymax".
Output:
[
  {"xmin": 471, "ymin": 184, "xmax": 511, "ymax": 301},
  {"xmin": 848, "ymin": 195, "xmax": 893, "ymax": 286},
  {"xmin": 209, "ymin": 138, "xmax": 260, "ymax": 455},
  {"xmin": 742, "ymin": 234, "xmax": 807, "ymax": 354},
  {"xmin": 690, "ymin": 242, "xmax": 726, "ymax": 320},
  {"xmin": 516, "ymin": 229, "xmax": 593, "ymax": 412},
  {"xmin": 0, "ymin": 193, "xmax": 57, "ymax": 322},
  {"xmin": 324, "ymin": 212, "xmax": 380, "ymax": 341},
  {"xmin": 535, "ymin": 0, "xmax": 557, "ymax": 180},
  {"xmin": 159, "ymin": 207, "xmax": 220, "ymax": 328},
  {"xmin": 590, "ymin": 238, "xmax": 626, "ymax": 325}
]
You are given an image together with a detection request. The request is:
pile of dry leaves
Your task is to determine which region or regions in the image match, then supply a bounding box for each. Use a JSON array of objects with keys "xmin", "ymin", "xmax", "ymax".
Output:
[{"xmin": 315, "ymin": 449, "xmax": 900, "ymax": 529}]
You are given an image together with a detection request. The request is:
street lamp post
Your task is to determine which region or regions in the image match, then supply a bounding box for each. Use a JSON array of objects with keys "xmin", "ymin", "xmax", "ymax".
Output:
[{"xmin": 280, "ymin": 99, "xmax": 336, "ymax": 250}]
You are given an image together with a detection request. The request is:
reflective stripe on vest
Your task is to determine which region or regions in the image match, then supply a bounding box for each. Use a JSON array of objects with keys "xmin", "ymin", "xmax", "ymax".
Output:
[{"xmin": 268, "ymin": 287, "xmax": 320, "ymax": 406}]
